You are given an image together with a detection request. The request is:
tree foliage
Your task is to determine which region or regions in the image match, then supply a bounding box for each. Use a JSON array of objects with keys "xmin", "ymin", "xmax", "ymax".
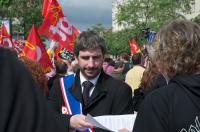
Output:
[
  {"xmin": 0, "ymin": 0, "xmax": 43, "ymax": 37},
  {"xmin": 89, "ymin": 23, "xmax": 145, "ymax": 55},
  {"xmin": 104, "ymin": 27, "xmax": 145, "ymax": 55},
  {"xmin": 104, "ymin": 0, "xmax": 194, "ymax": 55},
  {"xmin": 116, "ymin": 0, "xmax": 193, "ymax": 31},
  {"xmin": 194, "ymin": 14, "xmax": 200, "ymax": 26}
]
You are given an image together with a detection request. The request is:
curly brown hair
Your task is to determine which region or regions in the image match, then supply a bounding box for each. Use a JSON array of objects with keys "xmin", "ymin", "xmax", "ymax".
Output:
[
  {"xmin": 151, "ymin": 20, "xmax": 200, "ymax": 79},
  {"xmin": 19, "ymin": 56, "xmax": 48, "ymax": 96},
  {"xmin": 140, "ymin": 59, "xmax": 159, "ymax": 91}
]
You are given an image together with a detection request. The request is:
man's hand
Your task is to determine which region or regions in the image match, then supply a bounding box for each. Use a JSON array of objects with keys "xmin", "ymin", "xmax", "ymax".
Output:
[{"xmin": 70, "ymin": 114, "xmax": 93, "ymax": 131}]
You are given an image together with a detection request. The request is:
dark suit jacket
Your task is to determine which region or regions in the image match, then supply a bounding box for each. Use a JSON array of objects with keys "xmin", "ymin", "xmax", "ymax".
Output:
[{"xmin": 48, "ymin": 70, "xmax": 133, "ymax": 132}]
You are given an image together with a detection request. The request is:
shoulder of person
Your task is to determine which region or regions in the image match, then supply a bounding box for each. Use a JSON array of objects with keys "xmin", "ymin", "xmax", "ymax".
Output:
[
  {"xmin": 143, "ymin": 83, "xmax": 177, "ymax": 108},
  {"xmin": 107, "ymin": 75, "xmax": 132, "ymax": 91}
]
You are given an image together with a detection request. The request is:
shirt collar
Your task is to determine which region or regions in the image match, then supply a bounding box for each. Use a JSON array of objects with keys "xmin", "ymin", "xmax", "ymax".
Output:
[{"xmin": 80, "ymin": 71, "xmax": 100, "ymax": 86}]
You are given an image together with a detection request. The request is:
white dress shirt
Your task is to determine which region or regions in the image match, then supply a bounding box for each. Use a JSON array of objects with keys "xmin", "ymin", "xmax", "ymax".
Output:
[{"xmin": 80, "ymin": 72, "xmax": 100, "ymax": 97}]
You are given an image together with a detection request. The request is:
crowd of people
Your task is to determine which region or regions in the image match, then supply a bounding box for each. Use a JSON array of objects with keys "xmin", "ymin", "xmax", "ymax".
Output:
[{"xmin": 1, "ymin": 20, "xmax": 200, "ymax": 132}]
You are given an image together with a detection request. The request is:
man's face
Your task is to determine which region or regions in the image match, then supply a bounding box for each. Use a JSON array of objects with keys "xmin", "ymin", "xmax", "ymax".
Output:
[{"xmin": 76, "ymin": 48, "xmax": 104, "ymax": 80}]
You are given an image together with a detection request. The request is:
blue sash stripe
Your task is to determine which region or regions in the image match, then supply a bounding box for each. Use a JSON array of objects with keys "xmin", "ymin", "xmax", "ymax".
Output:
[
  {"xmin": 65, "ymin": 89, "xmax": 81, "ymax": 114},
  {"xmin": 62, "ymin": 74, "xmax": 93, "ymax": 132},
  {"xmin": 84, "ymin": 129, "xmax": 91, "ymax": 132},
  {"xmin": 63, "ymin": 74, "xmax": 81, "ymax": 114}
]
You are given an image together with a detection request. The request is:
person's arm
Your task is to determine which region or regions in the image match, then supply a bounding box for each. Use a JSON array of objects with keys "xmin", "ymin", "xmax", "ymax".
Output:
[{"xmin": 112, "ymin": 82, "xmax": 133, "ymax": 114}]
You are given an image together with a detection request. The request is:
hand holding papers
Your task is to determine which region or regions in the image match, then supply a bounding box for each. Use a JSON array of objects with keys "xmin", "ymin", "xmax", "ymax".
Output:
[
  {"xmin": 85, "ymin": 114, "xmax": 136, "ymax": 132},
  {"xmin": 70, "ymin": 114, "xmax": 93, "ymax": 131}
]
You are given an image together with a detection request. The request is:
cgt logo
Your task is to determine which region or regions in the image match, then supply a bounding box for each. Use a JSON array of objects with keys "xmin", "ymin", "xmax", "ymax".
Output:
[
  {"xmin": 21, "ymin": 42, "xmax": 42, "ymax": 62},
  {"xmin": 50, "ymin": 17, "xmax": 72, "ymax": 42}
]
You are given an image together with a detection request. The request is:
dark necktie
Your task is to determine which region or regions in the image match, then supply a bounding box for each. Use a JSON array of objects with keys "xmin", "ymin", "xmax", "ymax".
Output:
[{"xmin": 82, "ymin": 81, "xmax": 93, "ymax": 106}]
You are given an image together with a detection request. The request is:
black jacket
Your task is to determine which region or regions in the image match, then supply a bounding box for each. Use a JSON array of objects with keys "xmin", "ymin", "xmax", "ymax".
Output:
[
  {"xmin": 48, "ymin": 70, "xmax": 133, "ymax": 132},
  {"xmin": 133, "ymin": 74, "xmax": 200, "ymax": 132}
]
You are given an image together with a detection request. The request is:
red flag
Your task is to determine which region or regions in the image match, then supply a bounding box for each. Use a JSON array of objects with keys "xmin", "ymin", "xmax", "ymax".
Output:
[
  {"xmin": 38, "ymin": 0, "xmax": 74, "ymax": 52},
  {"xmin": 55, "ymin": 25, "xmax": 80, "ymax": 59},
  {"xmin": 71, "ymin": 25, "xmax": 80, "ymax": 43},
  {"xmin": 141, "ymin": 44, "xmax": 145, "ymax": 50},
  {"xmin": 0, "ymin": 24, "xmax": 14, "ymax": 48},
  {"xmin": 128, "ymin": 38, "xmax": 140, "ymax": 55},
  {"xmin": 42, "ymin": 0, "xmax": 51, "ymax": 17},
  {"xmin": 21, "ymin": 25, "xmax": 53, "ymax": 73}
]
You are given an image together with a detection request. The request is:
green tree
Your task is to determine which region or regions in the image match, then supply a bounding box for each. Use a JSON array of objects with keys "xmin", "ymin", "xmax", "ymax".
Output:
[
  {"xmin": 105, "ymin": 0, "xmax": 194, "ymax": 55},
  {"xmin": 104, "ymin": 27, "xmax": 144, "ymax": 55},
  {"xmin": 194, "ymin": 14, "xmax": 200, "ymax": 26},
  {"xmin": 0, "ymin": 0, "xmax": 43, "ymax": 37},
  {"xmin": 88, "ymin": 23, "xmax": 107, "ymax": 37},
  {"xmin": 116, "ymin": 0, "xmax": 193, "ymax": 31},
  {"xmin": 88, "ymin": 24, "xmax": 144, "ymax": 55}
]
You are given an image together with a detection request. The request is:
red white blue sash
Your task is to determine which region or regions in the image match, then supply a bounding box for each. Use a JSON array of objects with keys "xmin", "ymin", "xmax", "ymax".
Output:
[{"xmin": 60, "ymin": 74, "xmax": 93, "ymax": 132}]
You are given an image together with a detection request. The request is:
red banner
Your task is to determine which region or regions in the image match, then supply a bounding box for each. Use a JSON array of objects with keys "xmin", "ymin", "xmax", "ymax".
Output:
[
  {"xmin": 0, "ymin": 24, "xmax": 14, "ymax": 48},
  {"xmin": 42, "ymin": 0, "xmax": 51, "ymax": 17},
  {"xmin": 128, "ymin": 38, "xmax": 140, "ymax": 55},
  {"xmin": 38, "ymin": 0, "xmax": 75, "ymax": 53},
  {"xmin": 55, "ymin": 25, "xmax": 80, "ymax": 60},
  {"xmin": 21, "ymin": 25, "xmax": 53, "ymax": 73}
]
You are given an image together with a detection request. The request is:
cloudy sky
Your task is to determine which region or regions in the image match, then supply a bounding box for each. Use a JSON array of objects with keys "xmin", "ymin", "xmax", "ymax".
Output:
[{"xmin": 58, "ymin": 0, "xmax": 113, "ymax": 31}]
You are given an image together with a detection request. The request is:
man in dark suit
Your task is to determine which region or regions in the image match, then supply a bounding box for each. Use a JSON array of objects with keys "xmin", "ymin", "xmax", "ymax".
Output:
[{"xmin": 48, "ymin": 31, "xmax": 132, "ymax": 132}]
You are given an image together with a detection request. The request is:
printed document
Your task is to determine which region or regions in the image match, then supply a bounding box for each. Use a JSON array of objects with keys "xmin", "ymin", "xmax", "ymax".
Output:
[{"xmin": 86, "ymin": 114, "xmax": 136, "ymax": 132}]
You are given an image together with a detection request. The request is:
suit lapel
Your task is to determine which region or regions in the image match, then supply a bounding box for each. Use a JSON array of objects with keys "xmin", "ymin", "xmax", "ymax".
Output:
[
  {"xmin": 84, "ymin": 71, "xmax": 108, "ymax": 110},
  {"xmin": 69, "ymin": 72, "xmax": 83, "ymax": 103}
]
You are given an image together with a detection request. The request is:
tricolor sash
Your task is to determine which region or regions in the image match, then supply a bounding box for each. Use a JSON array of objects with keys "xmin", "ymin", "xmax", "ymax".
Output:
[{"xmin": 60, "ymin": 74, "xmax": 93, "ymax": 132}]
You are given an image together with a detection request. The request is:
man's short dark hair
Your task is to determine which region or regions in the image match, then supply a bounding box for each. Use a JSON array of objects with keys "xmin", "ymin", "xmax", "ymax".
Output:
[
  {"xmin": 73, "ymin": 30, "xmax": 107, "ymax": 56},
  {"xmin": 55, "ymin": 61, "xmax": 68, "ymax": 74}
]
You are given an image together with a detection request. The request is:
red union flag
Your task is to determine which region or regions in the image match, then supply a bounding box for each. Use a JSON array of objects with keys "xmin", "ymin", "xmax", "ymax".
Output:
[
  {"xmin": 128, "ymin": 38, "xmax": 141, "ymax": 55},
  {"xmin": 42, "ymin": 0, "xmax": 51, "ymax": 17},
  {"xmin": 55, "ymin": 25, "xmax": 80, "ymax": 59},
  {"xmin": 38, "ymin": 0, "xmax": 74, "ymax": 52},
  {"xmin": 61, "ymin": 25, "xmax": 80, "ymax": 52},
  {"xmin": 21, "ymin": 25, "xmax": 53, "ymax": 73},
  {"xmin": 0, "ymin": 24, "xmax": 14, "ymax": 48}
]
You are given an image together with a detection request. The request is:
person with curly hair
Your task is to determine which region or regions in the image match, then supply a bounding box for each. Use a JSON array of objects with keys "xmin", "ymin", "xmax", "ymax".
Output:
[
  {"xmin": 20, "ymin": 56, "xmax": 49, "ymax": 96},
  {"xmin": 133, "ymin": 20, "xmax": 200, "ymax": 132}
]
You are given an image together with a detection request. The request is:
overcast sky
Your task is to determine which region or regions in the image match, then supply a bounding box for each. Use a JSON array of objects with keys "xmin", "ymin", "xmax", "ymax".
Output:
[{"xmin": 58, "ymin": 0, "xmax": 113, "ymax": 31}]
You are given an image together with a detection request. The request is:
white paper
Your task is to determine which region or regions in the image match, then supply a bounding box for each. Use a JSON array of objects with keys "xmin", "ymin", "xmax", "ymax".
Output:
[{"xmin": 86, "ymin": 114, "xmax": 136, "ymax": 132}]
